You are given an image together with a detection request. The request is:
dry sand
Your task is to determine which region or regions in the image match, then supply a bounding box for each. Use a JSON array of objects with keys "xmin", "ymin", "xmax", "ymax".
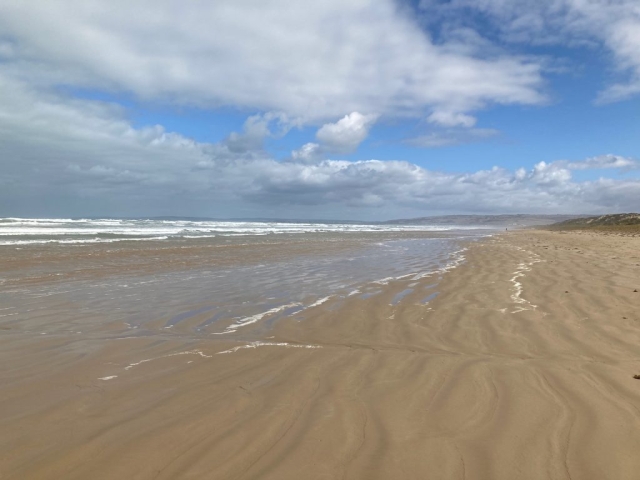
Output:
[{"xmin": 1, "ymin": 229, "xmax": 640, "ymax": 479}]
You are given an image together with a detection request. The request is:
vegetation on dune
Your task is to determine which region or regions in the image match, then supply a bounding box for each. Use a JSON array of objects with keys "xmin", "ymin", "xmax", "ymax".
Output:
[{"xmin": 549, "ymin": 213, "xmax": 640, "ymax": 231}]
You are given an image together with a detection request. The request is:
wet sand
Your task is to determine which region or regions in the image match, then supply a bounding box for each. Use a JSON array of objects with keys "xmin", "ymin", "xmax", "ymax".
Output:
[{"xmin": 1, "ymin": 230, "xmax": 640, "ymax": 479}]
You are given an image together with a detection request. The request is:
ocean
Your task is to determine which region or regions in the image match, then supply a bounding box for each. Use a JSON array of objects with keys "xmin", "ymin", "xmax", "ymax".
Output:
[{"xmin": 0, "ymin": 217, "xmax": 483, "ymax": 245}]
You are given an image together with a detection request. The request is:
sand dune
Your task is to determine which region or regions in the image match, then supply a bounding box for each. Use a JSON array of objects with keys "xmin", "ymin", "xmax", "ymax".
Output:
[{"xmin": 1, "ymin": 230, "xmax": 639, "ymax": 479}]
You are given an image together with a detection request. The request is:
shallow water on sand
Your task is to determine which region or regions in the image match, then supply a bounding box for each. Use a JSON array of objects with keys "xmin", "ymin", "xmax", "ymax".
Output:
[{"xmin": 0, "ymin": 230, "xmax": 487, "ymax": 338}]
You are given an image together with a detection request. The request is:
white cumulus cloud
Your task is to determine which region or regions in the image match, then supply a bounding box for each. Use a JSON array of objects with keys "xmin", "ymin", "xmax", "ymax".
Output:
[
  {"xmin": 0, "ymin": 0, "xmax": 546, "ymax": 125},
  {"xmin": 315, "ymin": 112, "xmax": 379, "ymax": 153},
  {"xmin": 291, "ymin": 112, "xmax": 378, "ymax": 162}
]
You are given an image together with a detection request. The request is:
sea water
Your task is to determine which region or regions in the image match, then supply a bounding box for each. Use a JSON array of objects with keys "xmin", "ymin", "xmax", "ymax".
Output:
[{"xmin": 0, "ymin": 218, "xmax": 491, "ymax": 337}]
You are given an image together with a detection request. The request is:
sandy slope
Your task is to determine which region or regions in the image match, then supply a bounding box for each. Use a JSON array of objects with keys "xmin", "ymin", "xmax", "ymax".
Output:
[{"xmin": 1, "ymin": 230, "xmax": 639, "ymax": 479}]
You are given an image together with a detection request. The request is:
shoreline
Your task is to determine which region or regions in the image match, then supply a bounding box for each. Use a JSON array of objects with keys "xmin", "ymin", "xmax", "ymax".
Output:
[{"xmin": 1, "ymin": 230, "xmax": 640, "ymax": 479}]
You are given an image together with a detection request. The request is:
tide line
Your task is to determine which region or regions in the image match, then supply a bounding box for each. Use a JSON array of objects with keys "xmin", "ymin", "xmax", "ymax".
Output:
[{"xmin": 217, "ymin": 341, "xmax": 322, "ymax": 354}]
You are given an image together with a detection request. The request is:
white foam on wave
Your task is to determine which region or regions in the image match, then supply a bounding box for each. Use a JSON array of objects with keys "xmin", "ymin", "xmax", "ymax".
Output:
[
  {"xmin": 412, "ymin": 247, "xmax": 468, "ymax": 280},
  {"xmin": 217, "ymin": 341, "xmax": 322, "ymax": 354},
  {"xmin": 308, "ymin": 296, "xmax": 332, "ymax": 307},
  {"xmin": 438, "ymin": 247, "xmax": 468, "ymax": 273},
  {"xmin": 213, "ymin": 303, "xmax": 302, "ymax": 335},
  {"xmin": 124, "ymin": 349, "xmax": 212, "ymax": 371},
  {"xmin": 0, "ymin": 217, "xmax": 486, "ymax": 245},
  {"xmin": 0, "ymin": 236, "xmax": 169, "ymax": 246},
  {"xmin": 372, "ymin": 272, "xmax": 418, "ymax": 285},
  {"xmin": 509, "ymin": 246, "xmax": 543, "ymax": 314},
  {"xmin": 372, "ymin": 277, "xmax": 395, "ymax": 285},
  {"xmin": 213, "ymin": 297, "xmax": 335, "ymax": 335}
]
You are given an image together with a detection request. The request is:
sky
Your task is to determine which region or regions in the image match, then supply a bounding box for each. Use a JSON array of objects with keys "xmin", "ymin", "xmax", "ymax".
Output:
[{"xmin": 0, "ymin": 0, "xmax": 639, "ymax": 220}]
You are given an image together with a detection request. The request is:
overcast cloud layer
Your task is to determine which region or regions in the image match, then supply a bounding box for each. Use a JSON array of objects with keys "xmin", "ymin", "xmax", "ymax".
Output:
[
  {"xmin": 0, "ymin": 0, "xmax": 546, "ymax": 125},
  {"xmin": 0, "ymin": 1, "xmax": 638, "ymax": 219}
]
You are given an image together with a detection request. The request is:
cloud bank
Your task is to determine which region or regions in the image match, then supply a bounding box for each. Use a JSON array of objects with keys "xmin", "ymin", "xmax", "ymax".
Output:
[{"xmin": 1, "ymin": 74, "xmax": 638, "ymax": 219}]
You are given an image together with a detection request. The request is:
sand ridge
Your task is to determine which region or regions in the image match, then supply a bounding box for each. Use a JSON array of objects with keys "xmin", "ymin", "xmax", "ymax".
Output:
[{"xmin": 1, "ymin": 230, "xmax": 639, "ymax": 479}]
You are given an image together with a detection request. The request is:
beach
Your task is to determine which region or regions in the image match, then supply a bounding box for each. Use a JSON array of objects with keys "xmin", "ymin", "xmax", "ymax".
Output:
[{"xmin": 1, "ymin": 229, "xmax": 640, "ymax": 479}]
